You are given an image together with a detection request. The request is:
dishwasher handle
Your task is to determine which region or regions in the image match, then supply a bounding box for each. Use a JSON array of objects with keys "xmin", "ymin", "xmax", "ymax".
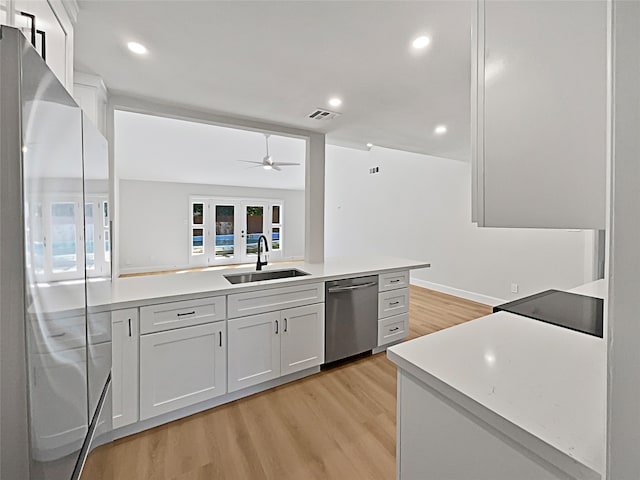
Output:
[{"xmin": 327, "ymin": 282, "xmax": 377, "ymax": 293}]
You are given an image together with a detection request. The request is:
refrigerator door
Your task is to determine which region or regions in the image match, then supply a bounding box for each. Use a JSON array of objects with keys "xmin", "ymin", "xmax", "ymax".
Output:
[{"xmin": 21, "ymin": 33, "xmax": 89, "ymax": 479}]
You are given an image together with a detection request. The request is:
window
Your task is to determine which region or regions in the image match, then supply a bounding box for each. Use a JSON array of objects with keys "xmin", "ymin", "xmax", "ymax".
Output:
[
  {"xmin": 191, "ymin": 202, "xmax": 205, "ymax": 256},
  {"xmin": 189, "ymin": 196, "xmax": 284, "ymax": 266},
  {"xmin": 272, "ymin": 204, "xmax": 282, "ymax": 251}
]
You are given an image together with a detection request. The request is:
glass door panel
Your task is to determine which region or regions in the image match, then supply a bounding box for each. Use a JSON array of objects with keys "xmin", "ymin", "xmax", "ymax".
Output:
[
  {"xmin": 244, "ymin": 204, "xmax": 267, "ymax": 260},
  {"xmin": 215, "ymin": 205, "xmax": 235, "ymax": 259}
]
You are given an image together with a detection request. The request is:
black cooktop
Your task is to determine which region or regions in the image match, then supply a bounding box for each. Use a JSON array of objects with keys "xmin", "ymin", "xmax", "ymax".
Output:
[{"xmin": 493, "ymin": 289, "xmax": 604, "ymax": 338}]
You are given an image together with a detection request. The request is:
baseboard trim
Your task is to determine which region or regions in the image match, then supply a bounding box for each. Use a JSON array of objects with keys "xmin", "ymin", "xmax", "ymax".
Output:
[{"xmin": 410, "ymin": 278, "xmax": 505, "ymax": 307}]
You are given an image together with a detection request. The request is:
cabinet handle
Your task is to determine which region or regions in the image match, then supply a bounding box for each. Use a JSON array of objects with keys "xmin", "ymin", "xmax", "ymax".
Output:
[
  {"xmin": 36, "ymin": 29, "xmax": 46, "ymax": 61},
  {"xmin": 390, "ymin": 279, "xmax": 400, "ymax": 283},
  {"xmin": 389, "ymin": 301, "xmax": 400, "ymax": 306},
  {"xmin": 50, "ymin": 332, "xmax": 66, "ymax": 338},
  {"xmin": 177, "ymin": 310, "xmax": 196, "ymax": 317},
  {"xmin": 18, "ymin": 11, "xmax": 37, "ymax": 47},
  {"xmin": 389, "ymin": 327, "xmax": 400, "ymax": 332},
  {"xmin": 219, "ymin": 331, "xmax": 222, "ymax": 347},
  {"xmin": 128, "ymin": 318, "xmax": 132, "ymax": 337},
  {"xmin": 284, "ymin": 318, "xmax": 287, "ymax": 333},
  {"xmin": 275, "ymin": 319, "xmax": 279, "ymax": 334}
]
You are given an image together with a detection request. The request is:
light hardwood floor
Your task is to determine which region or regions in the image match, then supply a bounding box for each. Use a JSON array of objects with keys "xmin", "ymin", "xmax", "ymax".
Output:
[{"xmin": 81, "ymin": 286, "xmax": 492, "ymax": 480}]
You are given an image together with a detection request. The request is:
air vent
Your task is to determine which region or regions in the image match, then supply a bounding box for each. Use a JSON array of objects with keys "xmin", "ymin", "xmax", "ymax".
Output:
[{"xmin": 307, "ymin": 108, "xmax": 341, "ymax": 121}]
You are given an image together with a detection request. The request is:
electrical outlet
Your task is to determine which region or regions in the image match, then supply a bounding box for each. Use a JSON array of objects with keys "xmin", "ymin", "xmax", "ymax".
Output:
[{"xmin": 511, "ymin": 283, "xmax": 519, "ymax": 294}]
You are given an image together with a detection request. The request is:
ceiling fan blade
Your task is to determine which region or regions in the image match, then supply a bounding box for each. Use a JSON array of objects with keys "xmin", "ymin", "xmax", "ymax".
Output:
[
  {"xmin": 272, "ymin": 162, "xmax": 300, "ymax": 166},
  {"xmin": 237, "ymin": 160, "xmax": 263, "ymax": 165},
  {"xmin": 272, "ymin": 165, "xmax": 282, "ymax": 171}
]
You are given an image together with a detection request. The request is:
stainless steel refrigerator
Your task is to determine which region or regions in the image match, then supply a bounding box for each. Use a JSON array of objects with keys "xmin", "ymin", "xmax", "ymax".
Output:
[{"xmin": 0, "ymin": 26, "xmax": 112, "ymax": 480}]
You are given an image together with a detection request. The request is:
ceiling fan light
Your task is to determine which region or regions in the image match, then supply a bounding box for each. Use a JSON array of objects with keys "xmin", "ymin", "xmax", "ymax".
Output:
[{"xmin": 263, "ymin": 164, "xmax": 273, "ymax": 170}]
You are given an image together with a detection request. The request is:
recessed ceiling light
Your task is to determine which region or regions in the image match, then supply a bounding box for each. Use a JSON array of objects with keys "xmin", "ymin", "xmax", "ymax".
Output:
[
  {"xmin": 434, "ymin": 125, "xmax": 447, "ymax": 135},
  {"xmin": 127, "ymin": 42, "xmax": 148, "ymax": 55},
  {"xmin": 366, "ymin": 143, "xmax": 373, "ymax": 148},
  {"xmin": 412, "ymin": 36, "xmax": 431, "ymax": 49},
  {"xmin": 328, "ymin": 98, "xmax": 342, "ymax": 107}
]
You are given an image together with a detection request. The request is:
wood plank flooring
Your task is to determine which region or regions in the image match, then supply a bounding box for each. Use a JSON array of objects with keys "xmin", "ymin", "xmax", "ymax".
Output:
[{"xmin": 81, "ymin": 286, "xmax": 492, "ymax": 480}]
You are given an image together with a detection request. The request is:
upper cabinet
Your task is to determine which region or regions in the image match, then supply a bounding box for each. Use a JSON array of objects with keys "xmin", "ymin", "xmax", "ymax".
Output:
[
  {"xmin": 471, "ymin": 0, "xmax": 608, "ymax": 229},
  {"xmin": 1, "ymin": 0, "xmax": 77, "ymax": 93}
]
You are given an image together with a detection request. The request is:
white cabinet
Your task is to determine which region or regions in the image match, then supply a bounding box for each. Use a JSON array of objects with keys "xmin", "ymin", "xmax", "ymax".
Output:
[
  {"xmin": 227, "ymin": 311, "xmax": 281, "ymax": 393},
  {"xmin": 472, "ymin": 0, "xmax": 607, "ymax": 229},
  {"xmin": 280, "ymin": 303, "xmax": 325, "ymax": 376},
  {"xmin": 228, "ymin": 303, "xmax": 324, "ymax": 393},
  {"xmin": 379, "ymin": 270, "xmax": 409, "ymax": 292},
  {"xmin": 378, "ymin": 313, "xmax": 409, "ymax": 346},
  {"xmin": 111, "ymin": 308, "xmax": 139, "ymax": 429},
  {"xmin": 7, "ymin": 0, "xmax": 76, "ymax": 93},
  {"xmin": 139, "ymin": 321, "xmax": 226, "ymax": 420},
  {"xmin": 227, "ymin": 282, "xmax": 324, "ymax": 319},
  {"xmin": 378, "ymin": 288, "xmax": 409, "ymax": 319},
  {"xmin": 377, "ymin": 270, "xmax": 410, "ymax": 347},
  {"xmin": 139, "ymin": 296, "xmax": 226, "ymax": 334},
  {"xmin": 397, "ymin": 371, "xmax": 570, "ymax": 480}
]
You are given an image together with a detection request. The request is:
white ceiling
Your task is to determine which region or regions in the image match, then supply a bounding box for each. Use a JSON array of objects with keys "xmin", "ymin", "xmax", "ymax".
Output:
[
  {"xmin": 75, "ymin": 1, "xmax": 473, "ymax": 162},
  {"xmin": 115, "ymin": 110, "xmax": 307, "ymax": 190}
]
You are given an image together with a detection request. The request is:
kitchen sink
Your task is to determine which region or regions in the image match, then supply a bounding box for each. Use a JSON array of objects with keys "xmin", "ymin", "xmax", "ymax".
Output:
[{"xmin": 224, "ymin": 268, "xmax": 310, "ymax": 284}]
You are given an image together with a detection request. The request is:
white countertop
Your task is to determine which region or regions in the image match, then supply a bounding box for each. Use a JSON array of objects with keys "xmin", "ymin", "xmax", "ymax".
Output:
[
  {"xmin": 34, "ymin": 256, "xmax": 430, "ymax": 314},
  {"xmin": 388, "ymin": 279, "xmax": 607, "ymax": 478}
]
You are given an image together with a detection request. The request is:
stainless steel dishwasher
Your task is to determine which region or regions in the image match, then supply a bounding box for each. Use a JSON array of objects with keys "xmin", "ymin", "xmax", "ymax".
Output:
[{"xmin": 325, "ymin": 275, "xmax": 378, "ymax": 363}]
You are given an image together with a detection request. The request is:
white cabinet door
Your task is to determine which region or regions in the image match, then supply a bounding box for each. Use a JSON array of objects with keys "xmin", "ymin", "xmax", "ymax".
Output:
[
  {"xmin": 111, "ymin": 308, "xmax": 139, "ymax": 429},
  {"xmin": 139, "ymin": 321, "xmax": 226, "ymax": 420},
  {"xmin": 280, "ymin": 303, "xmax": 324, "ymax": 376},
  {"xmin": 227, "ymin": 311, "xmax": 280, "ymax": 393},
  {"xmin": 473, "ymin": 0, "xmax": 607, "ymax": 229},
  {"xmin": 14, "ymin": 0, "xmax": 70, "ymax": 89}
]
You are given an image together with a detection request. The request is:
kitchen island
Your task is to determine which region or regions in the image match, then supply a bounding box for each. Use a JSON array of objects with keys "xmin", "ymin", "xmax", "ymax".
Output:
[{"xmin": 387, "ymin": 280, "xmax": 606, "ymax": 480}]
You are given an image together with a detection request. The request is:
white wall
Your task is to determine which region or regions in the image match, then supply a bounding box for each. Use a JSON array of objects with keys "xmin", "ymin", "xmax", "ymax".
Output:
[
  {"xmin": 325, "ymin": 145, "xmax": 594, "ymax": 304},
  {"xmin": 119, "ymin": 179, "xmax": 305, "ymax": 273}
]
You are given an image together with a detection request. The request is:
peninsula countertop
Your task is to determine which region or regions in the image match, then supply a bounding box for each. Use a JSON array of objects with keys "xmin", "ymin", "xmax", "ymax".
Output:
[
  {"xmin": 388, "ymin": 280, "xmax": 606, "ymax": 478},
  {"xmin": 35, "ymin": 256, "xmax": 430, "ymax": 315}
]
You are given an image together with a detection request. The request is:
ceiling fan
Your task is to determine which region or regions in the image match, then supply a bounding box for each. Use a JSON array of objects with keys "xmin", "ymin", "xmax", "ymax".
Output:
[{"xmin": 237, "ymin": 134, "xmax": 301, "ymax": 171}]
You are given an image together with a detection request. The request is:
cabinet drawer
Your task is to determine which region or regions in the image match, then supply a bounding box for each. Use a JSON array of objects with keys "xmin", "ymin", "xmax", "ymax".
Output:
[
  {"xmin": 378, "ymin": 313, "xmax": 409, "ymax": 347},
  {"xmin": 379, "ymin": 270, "xmax": 410, "ymax": 292},
  {"xmin": 227, "ymin": 283, "xmax": 324, "ymax": 319},
  {"xmin": 378, "ymin": 288, "xmax": 409, "ymax": 319},
  {"xmin": 140, "ymin": 297, "xmax": 226, "ymax": 334}
]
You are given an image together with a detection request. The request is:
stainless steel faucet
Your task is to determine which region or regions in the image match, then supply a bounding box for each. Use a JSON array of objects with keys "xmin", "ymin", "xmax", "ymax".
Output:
[{"xmin": 256, "ymin": 234, "xmax": 269, "ymax": 271}]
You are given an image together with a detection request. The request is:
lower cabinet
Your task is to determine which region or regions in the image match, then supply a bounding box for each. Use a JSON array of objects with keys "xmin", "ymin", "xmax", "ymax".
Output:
[
  {"xmin": 139, "ymin": 321, "xmax": 227, "ymax": 420},
  {"xmin": 228, "ymin": 303, "xmax": 324, "ymax": 393},
  {"xmin": 111, "ymin": 308, "xmax": 139, "ymax": 429}
]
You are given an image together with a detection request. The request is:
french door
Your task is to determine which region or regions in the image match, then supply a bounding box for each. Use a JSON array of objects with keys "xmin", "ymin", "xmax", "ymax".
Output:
[{"xmin": 190, "ymin": 197, "xmax": 281, "ymax": 266}]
